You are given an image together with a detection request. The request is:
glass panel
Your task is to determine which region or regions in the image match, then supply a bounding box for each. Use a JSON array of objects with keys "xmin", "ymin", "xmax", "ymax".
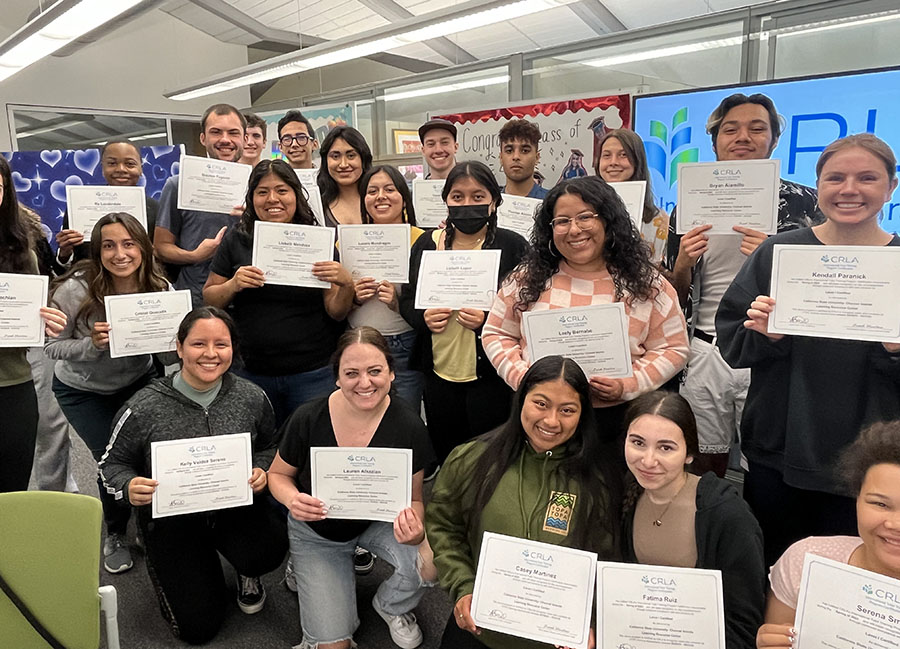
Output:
[
  {"xmin": 380, "ymin": 66, "xmax": 509, "ymax": 155},
  {"xmin": 526, "ymin": 21, "xmax": 745, "ymax": 100},
  {"xmin": 13, "ymin": 109, "xmax": 169, "ymax": 151}
]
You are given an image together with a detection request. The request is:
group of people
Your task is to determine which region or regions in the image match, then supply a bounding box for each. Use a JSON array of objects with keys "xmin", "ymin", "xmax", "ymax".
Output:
[{"xmin": 1, "ymin": 90, "xmax": 898, "ymax": 649}]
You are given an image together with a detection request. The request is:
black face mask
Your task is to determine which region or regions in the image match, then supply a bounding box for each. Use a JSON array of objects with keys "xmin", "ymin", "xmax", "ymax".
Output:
[{"xmin": 448, "ymin": 203, "xmax": 491, "ymax": 235}]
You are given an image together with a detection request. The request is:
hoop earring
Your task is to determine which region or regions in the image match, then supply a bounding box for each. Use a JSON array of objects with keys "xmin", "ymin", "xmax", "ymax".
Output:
[{"xmin": 548, "ymin": 238, "xmax": 559, "ymax": 257}]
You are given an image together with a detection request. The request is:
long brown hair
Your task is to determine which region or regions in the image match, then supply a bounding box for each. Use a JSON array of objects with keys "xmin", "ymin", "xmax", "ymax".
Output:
[
  {"xmin": 51, "ymin": 212, "xmax": 168, "ymax": 325},
  {"xmin": 0, "ymin": 155, "xmax": 35, "ymax": 273},
  {"xmin": 596, "ymin": 129, "xmax": 660, "ymax": 224}
]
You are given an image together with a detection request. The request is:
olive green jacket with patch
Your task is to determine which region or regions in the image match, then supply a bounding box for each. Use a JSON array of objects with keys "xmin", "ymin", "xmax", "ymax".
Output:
[{"xmin": 425, "ymin": 437, "xmax": 617, "ymax": 649}]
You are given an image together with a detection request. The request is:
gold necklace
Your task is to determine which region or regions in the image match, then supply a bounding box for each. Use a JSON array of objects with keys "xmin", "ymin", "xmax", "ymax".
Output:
[{"xmin": 647, "ymin": 476, "xmax": 690, "ymax": 527}]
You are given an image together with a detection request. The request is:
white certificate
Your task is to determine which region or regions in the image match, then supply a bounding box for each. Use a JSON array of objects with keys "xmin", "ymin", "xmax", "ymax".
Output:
[
  {"xmin": 472, "ymin": 532, "xmax": 597, "ymax": 649},
  {"xmin": 151, "ymin": 432, "xmax": 253, "ymax": 518},
  {"xmin": 310, "ymin": 447, "xmax": 412, "ymax": 523},
  {"xmin": 104, "ymin": 290, "xmax": 193, "ymax": 358},
  {"xmin": 412, "ymin": 179, "xmax": 448, "ymax": 228},
  {"xmin": 413, "ymin": 249, "xmax": 501, "ymax": 310},
  {"xmin": 497, "ymin": 194, "xmax": 542, "ymax": 240},
  {"xmin": 176, "ymin": 155, "xmax": 252, "ymax": 214},
  {"xmin": 338, "ymin": 224, "xmax": 410, "ymax": 283},
  {"xmin": 795, "ymin": 554, "xmax": 900, "ymax": 649},
  {"xmin": 769, "ymin": 245, "xmax": 900, "ymax": 343},
  {"xmin": 597, "ymin": 562, "xmax": 726, "ymax": 649},
  {"xmin": 66, "ymin": 185, "xmax": 147, "ymax": 240},
  {"xmin": 676, "ymin": 159, "xmax": 780, "ymax": 234},
  {"xmin": 0, "ymin": 273, "xmax": 48, "ymax": 347},
  {"xmin": 522, "ymin": 305, "xmax": 633, "ymax": 378},
  {"xmin": 251, "ymin": 221, "xmax": 335, "ymax": 289},
  {"xmin": 294, "ymin": 168, "xmax": 325, "ymax": 224},
  {"xmin": 610, "ymin": 180, "xmax": 647, "ymax": 230}
]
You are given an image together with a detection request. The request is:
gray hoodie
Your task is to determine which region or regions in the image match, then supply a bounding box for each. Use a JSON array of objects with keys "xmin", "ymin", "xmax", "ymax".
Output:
[{"xmin": 99, "ymin": 373, "xmax": 277, "ymax": 504}]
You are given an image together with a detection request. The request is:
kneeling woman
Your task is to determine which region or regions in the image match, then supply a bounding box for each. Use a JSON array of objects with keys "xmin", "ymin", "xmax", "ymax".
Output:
[
  {"xmin": 268, "ymin": 326, "xmax": 435, "ymax": 649},
  {"xmin": 426, "ymin": 355, "xmax": 623, "ymax": 649},
  {"xmin": 622, "ymin": 391, "xmax": 765, "ymax": 649},
  {"xmin": 99, "ymin": 307, "xmax": 287, "ymax": 645}
]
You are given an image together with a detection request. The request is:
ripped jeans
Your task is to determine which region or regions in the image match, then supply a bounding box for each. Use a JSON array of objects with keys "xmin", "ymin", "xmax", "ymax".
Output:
[{"xmin": 287, "ymin": 517, "xmax": 431, "ymax": 646}]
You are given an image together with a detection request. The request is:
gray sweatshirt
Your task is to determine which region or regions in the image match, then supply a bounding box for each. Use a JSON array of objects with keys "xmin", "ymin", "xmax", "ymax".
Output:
[
  {"xmin": 45, "ymin": 276, "xmax": 157, "ymax": 394},
  {"xmin": 99, "ymin": 373, "xmax": 277, "ymax": 504}
]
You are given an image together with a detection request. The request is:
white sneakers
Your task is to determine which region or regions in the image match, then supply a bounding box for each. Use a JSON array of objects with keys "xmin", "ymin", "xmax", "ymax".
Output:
[{"xmin": 373, "ymin": 596, "xmax": 423, "ymax": 649}]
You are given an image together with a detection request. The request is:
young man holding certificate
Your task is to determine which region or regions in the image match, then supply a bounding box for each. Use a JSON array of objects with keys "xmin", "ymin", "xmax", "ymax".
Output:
[
  {"xmin": 664, "ymin": 93, "xmax": 821, "ymax": 478},
  {"xmin": 154, "ymin": 104, "xmax": 247, "ymax": 306}
]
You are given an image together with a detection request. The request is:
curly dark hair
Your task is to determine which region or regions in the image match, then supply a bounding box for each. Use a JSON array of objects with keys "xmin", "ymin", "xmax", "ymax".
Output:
[
  {"xmin": 839, "ymin": 420, "xmax": 900, "ymax": 496},
  {"xmin": 514, "ymin": 175, "xmax": 658, "ymax": 311}
]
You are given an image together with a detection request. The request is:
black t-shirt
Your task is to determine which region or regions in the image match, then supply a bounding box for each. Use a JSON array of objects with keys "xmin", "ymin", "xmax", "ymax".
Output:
[
  {"xmin": 278, "ymin": 395, "xmax": 434, "ymax": 541},
  {"xmin": 209, "ymin": 226, "xmax": 345, "ymax": 375}
]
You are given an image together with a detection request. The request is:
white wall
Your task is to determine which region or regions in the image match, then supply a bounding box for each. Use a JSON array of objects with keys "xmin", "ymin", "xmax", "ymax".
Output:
[{"xmin": 0, "ymin": 8, "xmax": 251, "ymax": 151}]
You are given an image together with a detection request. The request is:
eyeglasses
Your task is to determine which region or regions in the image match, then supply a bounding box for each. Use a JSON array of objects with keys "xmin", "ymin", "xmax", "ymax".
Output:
[
  {"xmin": 550, "ymin": 212, "xmax": 600, "ymax": 232},
  {"xmin": 279, "ymin": 134, "xmax": 312, "ymax": 147}
]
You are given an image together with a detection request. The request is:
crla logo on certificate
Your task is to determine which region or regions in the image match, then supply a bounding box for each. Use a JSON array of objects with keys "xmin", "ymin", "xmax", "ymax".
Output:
[
  {"xmin": 283, "ymin": 229, "xmax": 307, "ymax": 240},
  {"xmin": 0, "ymin": 282, "xmax": 9, "ymax": 292},
  {"xmin": 187, "ymin": 444, "xmax": 217, "ymax": 457},
  {"xmin": 520, "ymin": 548, "xmax": 555, "ymax": 568},
  {"xmin": 346, "ymin": 454, "xmax": 376, "ymax": 467}
]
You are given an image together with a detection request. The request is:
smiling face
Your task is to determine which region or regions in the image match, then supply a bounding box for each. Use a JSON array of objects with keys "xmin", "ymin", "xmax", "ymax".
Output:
[
  {"xmin": 99, "ymin": 222, "xmax": 142, "ymax": 280},
  {"xmin": 520, "ymin": 378, "xmax": 582, "ymax": 453},
  {"xmin": 242, "ymin": 126, "xmax": 265, "ymax": 163},
  {"xmin": 500, "ymin": 138, "xmax": 539, "ymax": 184},
  {"xmin": 325, "ymin": 137, "xmax": 363, "ymax": 187},
  {"xmin": 336, "ymin": 342, "xmax": 394, "ymax": 411},
  {"xmin": 713, "ymin": 102, "xmax": 776, "ymax": 161},
  {"xmin": 856, "ymin": 463, "xmax": 900, "ymax": 580},
  {"xmin": 598, "ymin": 137, "xmax": 635, "ymax": 183},
  {"xmin": 625, "ymin": 414, "xmax": 692, "ymax": 502},
  {"xmin": 199, "ymin": 111, "xmax": 244, "ymax": 162},
  {"xmin": 252, "ymin": 171, "xmax": 297, "ymax": 223},
  {"xmin": 551, "ymin": 192, "xmax": 606, "ymax": 272},
  {"xmin": 280, "ymin": 120, "xmax": 316, "ymax": 168},
  {"xmin": 102, "ymin": 142, "xmax": 142, "ymax": 186},
  {"xmin": 422, "ymin": 128, "xmax": 458, "ymax": 177},
  {"xmin": 176, "ymin": 317, "xmax": 233, "ymax": 391},
  {"xmin": 364, "ymin": 171, "xmax": 404, "ymax": 224},
  {"xmin": 817, "ymin": 147, "xmax": 898, "ymax": 228}
]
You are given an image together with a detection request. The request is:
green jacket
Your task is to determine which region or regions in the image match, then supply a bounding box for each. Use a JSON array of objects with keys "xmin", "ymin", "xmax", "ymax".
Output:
[{"xmin": 425, "ymin": 437, "xmax": 617, "ymax": 649}]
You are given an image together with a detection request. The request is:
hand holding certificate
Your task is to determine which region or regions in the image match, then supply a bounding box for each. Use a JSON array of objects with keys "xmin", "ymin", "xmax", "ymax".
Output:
[
  {"xmin": 338, "ymin": 224, "xmax": 410, "ymax": 283},
  {"xmin": 676, "ymin": 160, "xmax": 780, "ymax": 234},
  {"xmin": 472, "ymin": 532, "xmax": 597, "ymax": 649},
  {"xmin": 151, "ymin": 433, "xmax": 253, "ymax": 518},
  {"xmin": 310, "ymin": 447, "xmax": 412, "ymax": 522},
  {"xmin": 66, "ymin": 185, "xmax": 147, "ymax": 239},
  {"xmin": 414, "ymin": 250, "xmax": 501, "ymax": 310},
  {"xmin": 769, "ymin": 245, "xmax": 900, "ymax": 343},
  {"xmin": 413, "ymin": 180, "xmax": 448, "ymax": 228},
  {"xmin": 522, "ymin": 305, "xmax": 633, "ymax": 379},
  {"xmin": 177, "ymin": 155, "xmax": 252, "ymax": 214},
  {"xmin": 0, "ymin": 273, "xmax": 49, "ymax": 347},
  {"xmin": 794, "ymin": 554, "xmax": 900, "ymax": 649},
  {"xmin": 597, "ymin": 562, "xmax": 726, "ymax": 649},
  {"xmin": 104, "ymin": 290, "xmax": 193, "ymax": 358},
  {"xmin": 252, "ymin": 222, "xmax": 335, "ymax": 288}
]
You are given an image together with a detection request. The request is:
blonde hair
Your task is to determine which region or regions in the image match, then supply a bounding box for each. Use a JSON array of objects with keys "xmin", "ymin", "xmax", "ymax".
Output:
[{"xmin": 815, "ymin": 133, "xmax": 897, "ymax": 181}]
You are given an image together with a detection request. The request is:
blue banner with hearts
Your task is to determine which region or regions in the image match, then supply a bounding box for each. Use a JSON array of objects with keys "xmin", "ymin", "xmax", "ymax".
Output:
[{"xmin": 3, "ymin": 145, "xmax": 182, "ymax": 248}]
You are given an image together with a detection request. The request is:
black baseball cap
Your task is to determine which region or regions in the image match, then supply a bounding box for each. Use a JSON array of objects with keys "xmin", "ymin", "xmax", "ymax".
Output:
[{"xmin": 418, "ymin": 118, "xmax": 457, "ymax": 142}]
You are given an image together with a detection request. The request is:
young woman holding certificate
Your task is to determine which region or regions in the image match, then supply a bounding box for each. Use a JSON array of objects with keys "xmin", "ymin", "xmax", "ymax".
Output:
[
  {"xmin": 268, "ymin": 326, "xmax": 435, "ymax": 649},
  {"xmin": 595, "ymin": 129, "xmax": 669, "ymax": 263},
  {"xmin": 46, "ymin": 212, "xmax": 169, "ymax": 573},
  {"xmin": 425, "ymin": 355, "xmax": 622, "ymax": 649},
  {"xmin": 99, "ymin": 307, "xmax": 287, "ymax": 644},
  {"xmin": 204, "ymin": 159, "xmax": 354, "ymax": 426},
  {"xmin": 483, "ymin": 175, "xmax": 689, "ymax": 444},
  {"xmin": 350, "ymin": 164, "xmax": 425, "ymax": 408},
  {"xmin": 622, "ymin": 391, "xmax": 765, "ymax": 649},
  {"xmin": 757, "ymin": 421, "xmax": 900, "ymax": 648},
  {"xmin": 399, "ymin": 161, "xmax": 529, "ymax": 467},
  {"xmin": 0, "ymin": 154, "xmax": 67, "ymax": 493},
  {"xmin": 318, "ymin": 126, "xmax": 373, "ymax": 228},
  {"xmin": 716, "ymin": 134, "xmax": 900, "ymax": 567}
]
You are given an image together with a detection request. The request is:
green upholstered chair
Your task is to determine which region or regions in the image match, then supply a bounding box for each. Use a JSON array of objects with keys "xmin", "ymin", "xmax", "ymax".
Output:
[{"xmin": 0, "ymin": 491, "xmax": 119, "ymax": 649}]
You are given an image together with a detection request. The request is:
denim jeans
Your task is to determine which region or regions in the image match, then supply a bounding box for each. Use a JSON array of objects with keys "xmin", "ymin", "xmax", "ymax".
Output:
[
  {"xmin": 287, "ymin": 517, "xmax": 430, "ymax": 646},
  {"xmin": 237, "ymin": 364, "xmax": 335, "ymax": 427},
  {"xmin": 384, "ymin": 330, "xmax": 424, "ymax": 412}
]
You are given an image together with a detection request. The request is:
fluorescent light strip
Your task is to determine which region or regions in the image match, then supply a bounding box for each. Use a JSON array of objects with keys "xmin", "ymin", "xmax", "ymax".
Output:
[
  {"xmin": 0, "ymin": 0, "xmax": 143, "ymax": 83},
  {"xmin": 772, "ymin": 11, "xmax": 900, "ymax": 39},
  {"xmin": 583, "ymin": 36, "xmax": 743, "ymax": 68},
  {"xmin": 382, "ymin": 74, "xmax": 511, "ymax": 101},
  {"xmin": 169, "ymin": 0, "xmax": 573, "ymax": 101}
]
